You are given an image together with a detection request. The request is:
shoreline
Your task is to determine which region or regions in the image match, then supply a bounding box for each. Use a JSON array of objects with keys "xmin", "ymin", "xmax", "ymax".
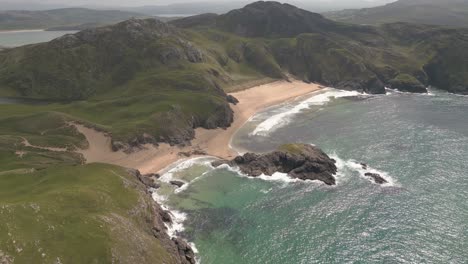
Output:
[{"xmin": 75, "ymin": 80, "xmax": 324, "ymax": 174}]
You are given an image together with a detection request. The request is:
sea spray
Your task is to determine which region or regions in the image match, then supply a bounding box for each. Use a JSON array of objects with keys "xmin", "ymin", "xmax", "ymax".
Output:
[
  {"xmin": 251, "ymin": 88, "xmax": 363, "ymax": 136},
  {"xmin": 330, "ymin": 153, "xmax": 397, "ymax": 187}
]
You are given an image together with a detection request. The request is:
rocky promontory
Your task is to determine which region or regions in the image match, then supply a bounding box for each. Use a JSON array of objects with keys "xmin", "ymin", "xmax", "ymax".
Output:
[{"xmin": 212, "ymin": 143, "xmax": 338, "ymax": 185}]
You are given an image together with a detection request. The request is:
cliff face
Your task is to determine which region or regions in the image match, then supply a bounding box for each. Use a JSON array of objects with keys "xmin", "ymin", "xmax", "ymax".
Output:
[
  {"xmin": 213, "ymin": 144, "xmax": 338, "ymax": 185},
  {"xmin": 127, "ymin": 169, "xmax": 196, "ymax": 264}
]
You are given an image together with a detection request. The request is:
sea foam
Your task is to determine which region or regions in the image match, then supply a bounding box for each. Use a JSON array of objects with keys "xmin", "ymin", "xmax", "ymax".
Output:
[
  {"xmin": 251, "ymin": 88, "xmax": 362, "ymax": 136},
  {"xmin": 330, "ymin": 154, "xmax": 397, "ymax": 187}
]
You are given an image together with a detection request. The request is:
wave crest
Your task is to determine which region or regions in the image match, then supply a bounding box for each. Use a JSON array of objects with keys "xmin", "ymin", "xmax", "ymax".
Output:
[{"xmin": 251, "ymin": 88, "xmax": 362, "ymax": 136}]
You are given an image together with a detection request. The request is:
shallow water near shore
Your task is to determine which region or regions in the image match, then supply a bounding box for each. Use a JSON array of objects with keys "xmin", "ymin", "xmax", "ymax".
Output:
[{"xmin": 157, "ymin": 88, "xmax": 468, "ymax": 263}]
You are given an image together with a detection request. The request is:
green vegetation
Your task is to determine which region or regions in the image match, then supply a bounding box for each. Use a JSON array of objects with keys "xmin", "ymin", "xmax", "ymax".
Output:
[
  {"xmin": 0, "ymin": 2, "xmax": 467, "ymax": 261},
  {"xmin": 325, "ymin": 0, "xmax": 468, "ymax": 27},
  {"xmin": 1, "ymin": 2, "xmax": 468, "ymax": 151},
  {"xmin": 278, "ymin": 143, "xmax": 308, "ymax": 155},
  {"xmin": 388, "ymin": 73, "xmax": 426, "ymax": 93},
  {"xmin": 0, "ymin": 163, "xmax": 177, "ymax": 264},
  {"xmin": 0, "ymin": 103, "xmax": 183, "ymax": 263}
]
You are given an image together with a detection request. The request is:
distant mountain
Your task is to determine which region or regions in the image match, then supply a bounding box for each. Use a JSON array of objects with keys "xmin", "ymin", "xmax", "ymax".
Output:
[
  {"xmin": 0, "ymin": 8, "xmax": 147, "ymax": 30},
  {"xmin": 125, "ymin": 0, "xmax": 394, "ymax": 15},
  {"xmin": 172, "ymin": 2, "xmax": 339, "ymax": 38},
  {"xmin": 326, "ymin": 0, "xmax": 468, "ymax": 27}
]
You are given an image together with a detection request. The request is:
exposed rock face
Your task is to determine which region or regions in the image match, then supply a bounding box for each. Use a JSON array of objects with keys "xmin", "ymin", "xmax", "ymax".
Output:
[
  {"xmin": 170, "ymin": 181, "xmax": 185, "ymax": 188},
  {"xmin": 226, "ymin": 95, "xmax": 239, "ymax": 105},
  {"xmin": 126, "ymin": 168, "xmax": 196, "ymax": 264},
  {"xmin": 364, "ymin": 172, "xmax": 388, "ymax": 184},
  {"xmin": 212, "ymin": 143, "xmax": 337, "ymax": 185},
  {"xmin": 110, "ymin": 101, "xmax": 234, "ymax": 151}
]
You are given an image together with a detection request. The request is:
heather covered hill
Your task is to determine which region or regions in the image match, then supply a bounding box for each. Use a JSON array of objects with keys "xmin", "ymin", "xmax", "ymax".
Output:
[
  {"xmin": 1, "ymin": 2, "xmax": 468, "ymax": 262},
  {"xmin": 1, "ymin": 1, "xmax": 468, "ymax": 150},
  {"xmin": 326, "ymin": 0, "xmax": 468, "ymax": 27},
  {"xmin": 172, "ymin": 1, "xmax": 468, "ymax": 95}
]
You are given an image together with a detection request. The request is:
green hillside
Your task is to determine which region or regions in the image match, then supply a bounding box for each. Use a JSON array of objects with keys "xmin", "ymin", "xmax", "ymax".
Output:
[
  {"xmin": 0, "ymin": 1, "xmax": 468, "ymax": 263},
  {"xmin": 325, "ymin": 0, "xmax": 468, "ymax": 27}
]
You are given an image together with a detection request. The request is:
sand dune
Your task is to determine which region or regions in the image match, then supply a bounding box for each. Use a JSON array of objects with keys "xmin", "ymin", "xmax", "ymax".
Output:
[{"xmin": 76, "ymin": 80, "xmax": 323, "ymax": 174}]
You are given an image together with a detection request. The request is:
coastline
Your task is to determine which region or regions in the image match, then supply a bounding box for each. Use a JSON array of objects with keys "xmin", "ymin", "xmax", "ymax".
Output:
[{"xmin": 75, "ymin": 80, "xmax": 323, "ymax": 174}]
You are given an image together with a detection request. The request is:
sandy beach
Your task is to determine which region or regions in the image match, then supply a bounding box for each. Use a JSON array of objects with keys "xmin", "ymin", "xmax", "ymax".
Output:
[{"xmin": 75, "ymin": 80, "xmax": 323, "ymax": 174}]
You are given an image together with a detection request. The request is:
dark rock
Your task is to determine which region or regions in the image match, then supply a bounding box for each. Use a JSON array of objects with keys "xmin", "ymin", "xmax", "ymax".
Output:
[
  {"xmin": 212, "ymin": 143, "xmax": 337, "ymax": 185},
  {"xmin": 211, "ymin": 159, "xmax": 228, "ymax": 168},
  {"xmin": 160, "ymin": 210, "xmax": 172, "ymax": 224},
  {"xmin": 226, "ymin": 95, "xmax": 239, "ymax": 105},
  {"xmin": 170, "ymin": 180, "xmax": 185, "ymax": 188},
  {"xmin": 178, "ymin": 149, "xmax": 207, "ymax": 157},
  {"xmin": 364, "ymin": 172, "xmax": 388, "ymax": 184},
  {"xmin": 360, "ymin": 163, "xmax": 368, "ymax": 170},
  {"xmin": 127, "ymin": 168, "xmax": 161, "ymax": 189},
  {"xmin": 172, "ymin": 238, "xmax": 196, "ymax": 264},
  {"xmin": 143, "ymin": 173, "xmax": 161, "ymax": 179}
]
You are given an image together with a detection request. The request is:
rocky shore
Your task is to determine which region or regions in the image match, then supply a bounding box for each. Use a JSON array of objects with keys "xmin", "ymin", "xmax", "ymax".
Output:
[
  {"xmin": 212, "ymin": 143, "xmax": 338, "ymax": 185},
  {"xmin": 126, "ymin": 169, "xmax": 196, "ymax": 264}
]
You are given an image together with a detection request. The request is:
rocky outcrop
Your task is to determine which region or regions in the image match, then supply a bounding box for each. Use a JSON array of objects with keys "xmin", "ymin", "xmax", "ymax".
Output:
[
  {"xmin": 170, "ymin": 181, "xmax": 185, "ymax": 188},
  {"xmin": 126, "ymin": 168, "xmax": 196, "ymax": 264},
  {"xmin": 172, "ymin": 238, "xmax": 196, "ymax": 264},
  {"xmin": 110, "ymin": 102, "xmax": 234, "ymax": 152},
  {"xmin": 212, "ymin": 143, "xmax": 337, "ymax": 185},
  {"xmin": 365, "ymin": 172, "xmax": 388, "ymax": 184},
  {"xmin": 226, "ymin": 95, "xmax": 239, "ymax": 105}
]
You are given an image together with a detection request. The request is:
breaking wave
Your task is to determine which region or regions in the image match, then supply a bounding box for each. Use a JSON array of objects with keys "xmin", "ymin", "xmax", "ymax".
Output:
[{"xmin": 251, "ymin": 88, "xmax": 363, "ymax": 136}]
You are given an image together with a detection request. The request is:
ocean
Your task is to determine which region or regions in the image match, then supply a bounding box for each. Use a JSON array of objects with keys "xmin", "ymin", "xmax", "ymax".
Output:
[{"xmin": 155, "ymin": 87, "xmax": 467, "ymax": 263}]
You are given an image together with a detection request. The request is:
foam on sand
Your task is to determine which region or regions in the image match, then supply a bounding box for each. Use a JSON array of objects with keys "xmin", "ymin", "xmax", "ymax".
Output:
[{"xmin": 251, "ymin": 88, "xmax": 362, "ymax": 136}]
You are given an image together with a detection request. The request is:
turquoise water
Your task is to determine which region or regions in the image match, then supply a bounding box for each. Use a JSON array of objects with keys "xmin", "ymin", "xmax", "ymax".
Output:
[
  {"xmin": 0, "ymin": 30, "xmax": 76, "ymax": 47},
  {"xmin": 157, "ymin": 89, "xmax": 468, "ymax": 263}
]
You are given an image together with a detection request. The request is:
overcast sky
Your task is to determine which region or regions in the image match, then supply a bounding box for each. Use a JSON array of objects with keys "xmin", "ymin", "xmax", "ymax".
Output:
[{"xmin": 0, "ymin": 0, "xmax": 393, "ymax": 8}]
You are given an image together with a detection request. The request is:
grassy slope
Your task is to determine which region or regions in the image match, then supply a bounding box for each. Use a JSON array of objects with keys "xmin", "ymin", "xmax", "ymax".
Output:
[
  {"xmin": 0, "ymin": 163, "xmax": 176, "ymax": 264},
  {"xmin": 325, "ymin": 0, "xmax": 468, "ymax": 27},
  {"xmin": 0, "ymin": 103, "xmax": 182, "ymax": 263}
]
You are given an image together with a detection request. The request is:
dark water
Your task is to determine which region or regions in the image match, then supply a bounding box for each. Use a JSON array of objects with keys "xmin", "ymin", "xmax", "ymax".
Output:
[{"xmin": 157, "ymin": 88, "xmax": 468, "ymax": 263}]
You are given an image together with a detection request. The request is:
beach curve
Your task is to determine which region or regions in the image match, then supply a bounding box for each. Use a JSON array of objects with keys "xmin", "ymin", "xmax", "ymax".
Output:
[{"xmin": 75, "ymin": 80, "xmax": 323, "ymax": 174}]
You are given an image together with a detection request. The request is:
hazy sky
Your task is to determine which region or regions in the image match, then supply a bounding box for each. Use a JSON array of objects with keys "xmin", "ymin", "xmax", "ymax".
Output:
[{"xmin": 0, "ymin": 0, "xmax": 393, "ymax": 8}]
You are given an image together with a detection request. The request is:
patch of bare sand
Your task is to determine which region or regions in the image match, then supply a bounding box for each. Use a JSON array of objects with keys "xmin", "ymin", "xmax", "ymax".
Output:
[{"xmin": 75, "ymin": 80, "xmax": 323, "ymax": 174}]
